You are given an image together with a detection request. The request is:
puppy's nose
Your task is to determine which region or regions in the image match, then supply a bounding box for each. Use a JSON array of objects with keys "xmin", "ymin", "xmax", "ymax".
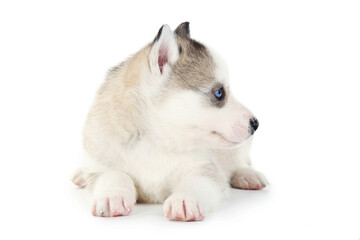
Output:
[{"xmin": 249, "ymin": 118, "xmax": 259, "ymax": 134}]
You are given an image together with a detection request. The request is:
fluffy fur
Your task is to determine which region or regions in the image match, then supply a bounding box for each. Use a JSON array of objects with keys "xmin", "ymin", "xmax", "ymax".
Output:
[{"xmin": 72, "ymin": 22, "xmax": 268, "ymax": 221}]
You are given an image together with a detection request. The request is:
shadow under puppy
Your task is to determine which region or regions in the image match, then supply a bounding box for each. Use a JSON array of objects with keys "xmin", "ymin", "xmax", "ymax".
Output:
[{"xmin": 72, "ymin": 22, "xmax": 268, "ymax": 221}]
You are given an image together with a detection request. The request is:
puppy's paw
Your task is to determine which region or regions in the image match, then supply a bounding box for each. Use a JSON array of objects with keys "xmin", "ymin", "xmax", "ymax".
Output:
[
  {"xmin": 71, "ymin": 169, "xmax": 96, "ymax": 188},
  {"xmin": 231, "ymin": 168, "xmax": 268, "ymax": 190},
  {"xmin": 163, "ymin": 193, "xmax": 206, "ymax": 221},
  {"xmin": 92, "ymin": 190, "xmax": 136, "ymax": 217}
]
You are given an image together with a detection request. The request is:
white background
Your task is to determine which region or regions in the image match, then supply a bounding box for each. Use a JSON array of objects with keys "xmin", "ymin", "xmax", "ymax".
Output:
[{"xmin": 0, "ymin": 1, "xmax": 359, "ymax": 239}]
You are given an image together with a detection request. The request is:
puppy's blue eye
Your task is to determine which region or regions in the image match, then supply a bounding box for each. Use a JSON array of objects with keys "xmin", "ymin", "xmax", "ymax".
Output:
[{"xmin": 214, "ymin": 87, "xmax": 225, "ymax": 101}]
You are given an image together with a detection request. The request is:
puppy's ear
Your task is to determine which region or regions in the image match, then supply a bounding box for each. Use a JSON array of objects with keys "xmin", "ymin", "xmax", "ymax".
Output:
[
  {"xmin": 149, "ymin": 24, "xmax": 179, "ymax": 75},
  {"xmin": 175, "ymin": 22, "xmax": 190, "ymax": 39}
]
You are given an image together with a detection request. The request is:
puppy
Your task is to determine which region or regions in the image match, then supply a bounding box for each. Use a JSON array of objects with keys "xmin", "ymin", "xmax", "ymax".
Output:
[{"xmin": 72, "ymin": 22, "xmax": 268, "ymax": 221}]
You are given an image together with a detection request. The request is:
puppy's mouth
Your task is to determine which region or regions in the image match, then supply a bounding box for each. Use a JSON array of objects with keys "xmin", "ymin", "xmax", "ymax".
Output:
[{"xmin": 210, "ymin": 131, "xmax": 240, "ymax": 146}]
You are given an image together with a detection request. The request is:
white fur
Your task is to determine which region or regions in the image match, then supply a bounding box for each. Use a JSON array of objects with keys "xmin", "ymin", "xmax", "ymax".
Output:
[{"xmin": 73, "ymin": 24, "xmax": 268, "ymax": 221}]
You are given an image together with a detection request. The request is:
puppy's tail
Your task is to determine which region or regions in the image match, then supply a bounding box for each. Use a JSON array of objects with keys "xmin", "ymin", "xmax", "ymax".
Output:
[{"xmin": 71, "ymin": 168, "xmax": 97, "ymax": 188}]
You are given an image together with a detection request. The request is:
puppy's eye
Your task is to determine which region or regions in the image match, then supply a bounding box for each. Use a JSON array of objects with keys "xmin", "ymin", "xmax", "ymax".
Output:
[{"xmin": 214, "ymin": 87, "xmax": 225, "ymax": 101}]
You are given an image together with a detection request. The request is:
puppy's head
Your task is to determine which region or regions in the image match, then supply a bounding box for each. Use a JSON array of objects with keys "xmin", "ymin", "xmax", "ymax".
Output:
[{"xmin": 145, "ymin": 22, "xmax": 258, "ymax": 150}]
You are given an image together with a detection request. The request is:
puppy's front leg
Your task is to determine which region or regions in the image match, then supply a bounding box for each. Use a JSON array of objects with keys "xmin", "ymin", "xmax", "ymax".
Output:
[
  {"xmin": 229, "ymin": 139, "xmax": 268, "ymax": 190},
  {"xmin": 90, "ymin": 170, "xmax": 136, "ymax": 217},
  {"xmin": 164, "ymin": 166, "xmax": 228, "ymax": 221}
]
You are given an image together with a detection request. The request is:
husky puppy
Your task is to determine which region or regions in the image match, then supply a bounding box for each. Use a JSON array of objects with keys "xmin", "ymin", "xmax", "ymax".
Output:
[{"xmin": 72, "ymin": 22, "xmax": 268, "ymax": 221}]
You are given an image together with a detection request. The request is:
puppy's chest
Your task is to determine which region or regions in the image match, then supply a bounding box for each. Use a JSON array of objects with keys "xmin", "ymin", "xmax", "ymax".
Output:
[{"xmin": 121, "ymin": 141, "xmax": 208, "ymax": 203}]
